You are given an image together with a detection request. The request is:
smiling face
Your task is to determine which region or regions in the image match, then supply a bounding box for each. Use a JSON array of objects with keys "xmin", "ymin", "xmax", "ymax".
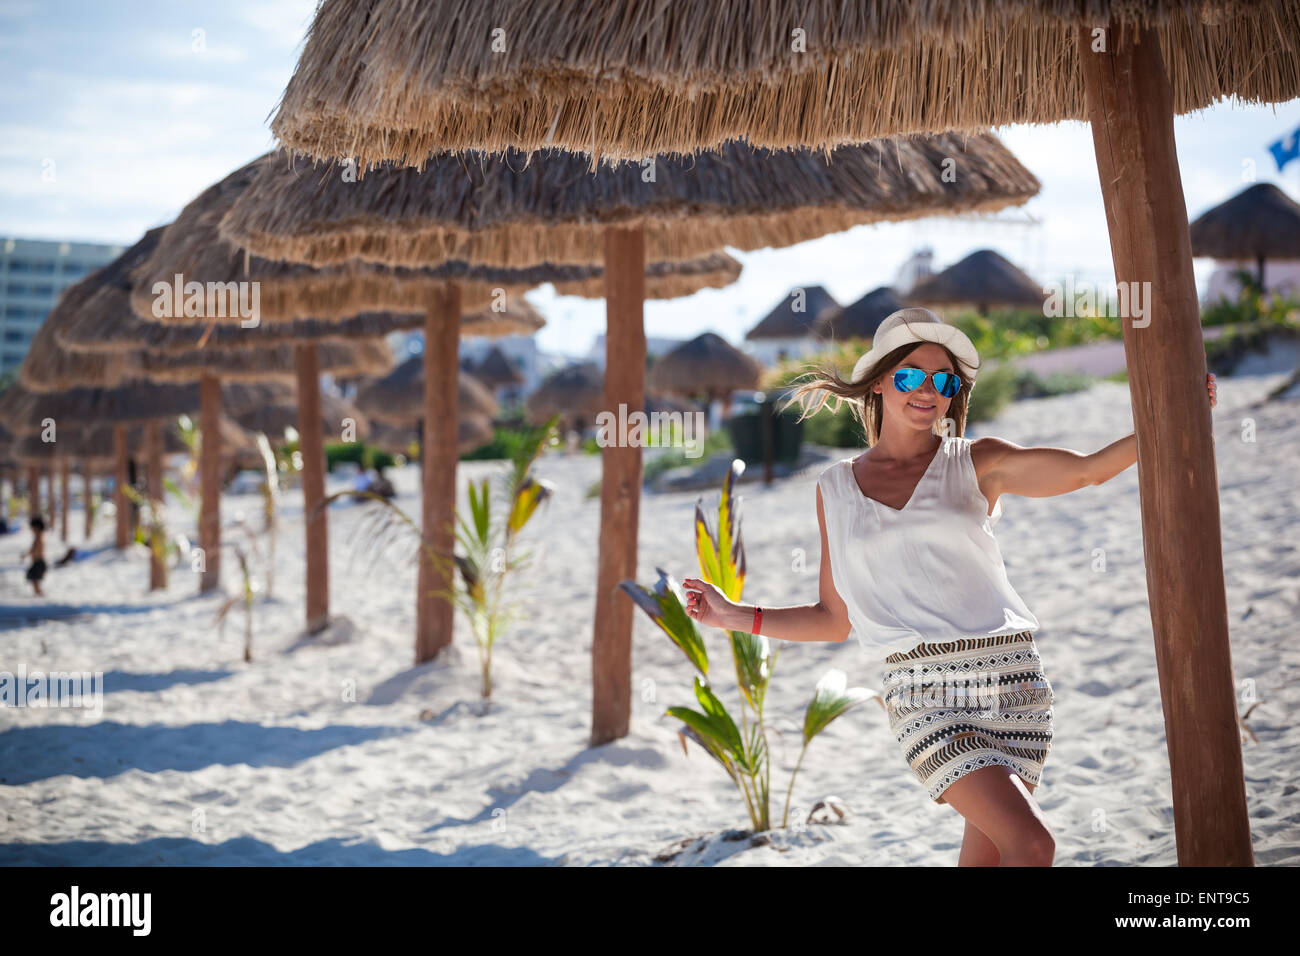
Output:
[{"xmin": 870, "ymin": 343, "xmax": 959, "ymax": 437}]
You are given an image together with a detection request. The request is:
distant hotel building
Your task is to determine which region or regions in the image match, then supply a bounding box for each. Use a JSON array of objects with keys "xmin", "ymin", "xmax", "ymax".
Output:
[{"xmin": 0, "ymin": 237, "xmax": 125, "ymax": 376}]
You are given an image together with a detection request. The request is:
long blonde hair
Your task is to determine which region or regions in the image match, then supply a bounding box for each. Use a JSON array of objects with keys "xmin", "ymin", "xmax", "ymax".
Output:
[{"xmin": 782, "ymin": 341, "xmax": 975, "ymax": 447}]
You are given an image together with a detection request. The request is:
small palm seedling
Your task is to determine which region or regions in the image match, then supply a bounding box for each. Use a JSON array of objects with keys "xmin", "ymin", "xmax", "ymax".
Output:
[
  {"xmin": 321, "ymin": 415, "xmax": 560, "ymax": 698},
  {"xmin": 121, "ymin": 482, "xmax": 179, "ymax": 588},
  {"xmin": 253, "ymin": 432, "xmax": 279, "ymax": 597},
  {"xmin": 619, "ymin": 459, "xmax": 874, "ymax": 833},
  {"xmin": 212, "ymin": 516, "xmax": 264, "ymax": 663}
]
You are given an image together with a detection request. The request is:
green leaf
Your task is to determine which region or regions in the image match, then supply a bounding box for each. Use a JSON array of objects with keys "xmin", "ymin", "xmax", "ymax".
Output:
[
  {"xmin": 729, "ymin": 629, "xmax": 772, "ymax": 711},
  {"xmin": 802, "ymin": 668, "xmax": 877, "ymax": 744},
  {"xmin": 617, "ymin": 567, "xmax": 708, "ymax": 676}
]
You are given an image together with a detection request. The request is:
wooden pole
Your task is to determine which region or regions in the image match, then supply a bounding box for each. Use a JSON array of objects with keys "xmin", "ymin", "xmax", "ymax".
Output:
[
  {"xmin": 59, "ymin": 458, "xmax": 69, "ymax": 542},
  {"xmin": 198, "ymin": 373, "xmax": 222, "ymax": 593},
  {"xmin": 113, "ymin": 425, "xmax": 130, "ymax": 549},
  {"xmin": 591, "ymin": 225, "xmax": 646, "ymax": 744},
  {"xmin": 27, "ymin": 465, "xmax": 40, "ymax": 518},
  {"xmin": 83, "ymin": 458, "xmax": 93, "ymax": 540},
  {"xmin": 415, "ymin": 284, "xmax": 461, "ymax": 663},
  {"xmin": 45, "ymin": 465, "xmax": 55, "ymax": 531},
  {"xmin": 1078, "ymin": 23, "xmax": 1252, "ymax": 865},
  {"xmin": 146, "ymin": 420, "xmax": 166, "ymax": 590},
  {"xmin": 295, "ymin": 343, "xmax": 330, "ymax": 633}
]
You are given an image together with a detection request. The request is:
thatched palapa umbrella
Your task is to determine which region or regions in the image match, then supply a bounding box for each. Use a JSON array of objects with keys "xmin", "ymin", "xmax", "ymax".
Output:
[
  {"xmin": 270, "ymin": 0, "xmax": 1300, "ymax": 164},
  {"xmin": 649, "ymin": 332, "xmax": 761, "ymax": 415},
  {"xmin": 815, "ymin": 287, "xmax": 905, "ymax": 342},
  {"xmin": 46, "ymin": 222, "xmax": 392, "ymax": 602},
  {"xmin": 132, "ymin": 156, "xmax": 573, "ymax": 632},
  {"xmin": 269, "ymin": 0, "xmax": 1300, "ymax": 862},
  {"xmin": 1189, "ymin": 182, "xmax": 1300, "ymax": 287},
  {"xmin": 746, "ymin": 285, "xmax": 840, "ymax": 344},
  {"xmin": 222, "ymin": 138, "xmax": 1038, "ymax": 724},
  {"xmin": 906, "ymin": 249, "xmax": 1045, "ymax": 316},
  {"xmin": 524, "ymin": 363, "xmax": 604, "ymax": 436},
  {"xmin": 222, "ymin": 137, "xmax": 1039, "ymax": 268},
  {"xmin": 469, "ymin": 345, "xmax": 525, "ymax": 394}
]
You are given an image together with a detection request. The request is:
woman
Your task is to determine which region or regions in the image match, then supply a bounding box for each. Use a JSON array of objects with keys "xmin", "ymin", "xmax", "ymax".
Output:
[{"xmin": 682, "ymin": 308, "xmax": 1216, "ymax": 866}]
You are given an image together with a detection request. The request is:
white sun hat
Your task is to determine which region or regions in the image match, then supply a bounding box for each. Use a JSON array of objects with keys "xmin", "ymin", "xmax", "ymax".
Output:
[{"xmin": 850, "ymin": 308, "xmax": 981, "ymax": 386}]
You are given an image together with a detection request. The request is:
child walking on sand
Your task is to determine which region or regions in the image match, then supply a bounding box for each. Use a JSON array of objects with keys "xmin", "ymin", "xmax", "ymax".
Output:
[{"xmin": 24, "ymin": 515, "xmax": 47, "ymax": 596}]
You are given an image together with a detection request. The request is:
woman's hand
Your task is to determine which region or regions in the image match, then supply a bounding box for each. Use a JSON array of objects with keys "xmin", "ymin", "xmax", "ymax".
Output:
[
  {"xmin": 1207, "ymin": 372, "xmax": 1217, "ymax": 407},
  {"xmin": 682, "ymin": 577, "xmax": 734, "ymax": 630}
]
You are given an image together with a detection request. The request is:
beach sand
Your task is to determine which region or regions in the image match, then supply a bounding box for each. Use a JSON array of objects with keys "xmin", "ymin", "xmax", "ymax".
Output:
[{"xmin": 1, "ymin": 364, "xmax": 1296, "ymax": 866}]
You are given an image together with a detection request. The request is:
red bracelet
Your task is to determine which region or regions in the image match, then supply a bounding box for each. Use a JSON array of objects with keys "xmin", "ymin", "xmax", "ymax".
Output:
[{"xmin": 752, "ymin": 606, "xmax": 763, "ymax": 635}]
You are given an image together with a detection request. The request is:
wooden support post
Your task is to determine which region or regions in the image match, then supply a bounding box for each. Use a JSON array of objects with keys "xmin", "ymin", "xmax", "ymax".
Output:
[
  {"xmin": 295, "ymin": 344, "xmax": 330, "ymax": 633},
  {"xmin": 591, "ymin": 225, "xmax": 646, "ymax": 745},
  {"xmin": 415, "ymin": 284, "xmax": 461, "ymax": 663},
  {"xmin": 113, "ymin": 425, "xmax": 130, "ymax": 549},
  {"xmin": 146, "ymin": 420, "xmax": 166, "ymax": 590},
  {"xmin": 45, "ymin": 466, "xmax": 54, "ymax": 530},
  {"xmin": 198, "ymin": 373, "xmax": 222, "ymax": 593},
  {"xmin": 83, "ymin": 458, "xmax": 93, "ymax": 540},
  {"xmin": 27, "ymin": 465, "xmax": 40, "ymax": 518},
  {"xmin": 1078, "ymin": 24, "xmax": 1252, "ymax": 865},
  {"xmin": 59, "ymin": 458, "xmax": 69, "ymax": 542}
]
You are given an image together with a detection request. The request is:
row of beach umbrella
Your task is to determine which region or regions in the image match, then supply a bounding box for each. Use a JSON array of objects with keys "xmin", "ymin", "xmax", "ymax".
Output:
[{"xmin": 246, "ymin": 0, "xmax": 1290, "ymax": 860}]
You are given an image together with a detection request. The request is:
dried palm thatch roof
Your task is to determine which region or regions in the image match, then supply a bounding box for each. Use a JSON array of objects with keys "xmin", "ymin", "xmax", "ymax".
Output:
[
  {"xmin": 353, "ymin": 358, "xmax": 498, "ymax": 424},
  {"xmin": 272, "ymin": 0, "xmax": 1300, "ymax": 163},
  {"xmin": 905, "ymin": 250, "xmax": 1045, "ymax": 312},
  {"xmin": 17, "ymin": 258, "xmax": 141, "ymax": 392},
  {"xmin": 14, "ymin": 426, "xmax": 188, "ymax": 464},
  {"xmin": 220, "ymin": 137, "xmax": 1040, "ymax": 268},
  {"xmin": 135, "ymin": 340, "xmax": 393, "ymax": 384},
  {"xmin": 230, "ymin": 390, "xmax": 371, "ymax": 441},
  {"xmin": 469, "ymin": 346, "xmax": 525, "ymax": 388},
  {"xmin": 747, "ymin": 285, "xmax": 840, "ymax": 340},
  {"xmin": 0, "ymin": 380, "xmax": 201, "ymax": 436},
  {"xmin": 525, "ymin": 362, "xmax": 606, "ymax": 425},
  {"xmin": 552, "ymin": 252, "xmax": 742, "ymax": 300},
  {"xmin": 648, "ymin": 332, "xmax": 761, "ymax": 395},
  {"xmin": 129, "ymin": 156, "xmax": 566, "ymax": 325},
  {"xmin": 1189, "ymin": 183, "xmax": 1300, "ymax": 261},
  {"xmin": 365, "ymin": 415, "xmax": 494, "ymax": 457},
  {"xmin": 815, "ymin": 287, "xmax": 905, "ymax": 341},
  {"xmin": 459, "ymin": 297, "xmax": 546, "ymax": 338}
]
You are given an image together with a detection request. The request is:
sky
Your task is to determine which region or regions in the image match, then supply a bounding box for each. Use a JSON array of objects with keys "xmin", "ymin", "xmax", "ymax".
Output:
[{"xmin": 3, "ymin": 0, "xmax": 1300, "ymax": 358}]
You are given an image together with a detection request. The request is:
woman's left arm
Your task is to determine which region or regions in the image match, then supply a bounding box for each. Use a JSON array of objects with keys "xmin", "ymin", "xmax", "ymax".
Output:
[{"xmin": 975, "ymin": 373, "xmax": 1217, "ymax": 499}]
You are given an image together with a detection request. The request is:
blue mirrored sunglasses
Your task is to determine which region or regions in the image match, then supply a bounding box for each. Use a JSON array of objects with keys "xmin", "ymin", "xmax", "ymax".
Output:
[{"xmin": 893, "ymin": 367, "xmax": 962, "ymax": 398}]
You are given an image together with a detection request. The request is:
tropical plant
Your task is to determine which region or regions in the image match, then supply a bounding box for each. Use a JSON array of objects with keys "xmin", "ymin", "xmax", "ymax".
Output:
[
  {"xmin": 120, "ymin": 482, "xmax": 179, "ymax": 584},
  {"xmin": 619, "ymin": 459, "xmax": 874, "ymax": 834},
  {"xmin": 212, "ymin": 516, "xmax": 264, "ymax": 663},
  {"xmin": 322, "ymin": 415, "xmax": 560, "ymax": 698},
  {"xmin": 252, "ymin": 432, "xmax": 279, "ymax": 596}
]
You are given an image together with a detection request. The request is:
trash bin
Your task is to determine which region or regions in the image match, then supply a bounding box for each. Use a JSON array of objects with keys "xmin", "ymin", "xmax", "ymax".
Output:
[{"xmin": 724, "ymin": 392, "xmax": 803, "ymax": 466}]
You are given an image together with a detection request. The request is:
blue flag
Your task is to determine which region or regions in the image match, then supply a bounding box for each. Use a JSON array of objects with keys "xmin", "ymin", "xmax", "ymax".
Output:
[{"xmin": 1268, "ymin": 126, "xmax": 1300, "ymax": 172}]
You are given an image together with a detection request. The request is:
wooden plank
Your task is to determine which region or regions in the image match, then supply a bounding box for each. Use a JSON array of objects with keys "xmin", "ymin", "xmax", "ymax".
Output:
[
  {"xmin": 113, "ymin": 425, "xmax": 129, "ymax": 549},
  {"xmin": 1078, "ymin": 23, "xmax": 1252, "ymax": 865},
  {"xmin": 146, "ymin": 420, "xmax": 166, "ymax": 591},
  {"xmin": 591, "ymin": 225, "xmax": 646, "ymax": 744},
  {"xmin": 199, "ymin": 373, "xmax": 222, "ymax": 593},
  {"xmin": 416, "ymin": 284, "xmax": 461, "ymax": 663},
  {"xmin": 296, "ymin": 343, "xmax": 330, "ymax": 633}
]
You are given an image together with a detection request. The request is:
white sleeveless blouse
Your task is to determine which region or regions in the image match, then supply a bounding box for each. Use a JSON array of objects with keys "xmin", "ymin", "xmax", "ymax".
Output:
[{"xmin": 817, "ymin": 435, "xmax": 1039, "ymax": 668}]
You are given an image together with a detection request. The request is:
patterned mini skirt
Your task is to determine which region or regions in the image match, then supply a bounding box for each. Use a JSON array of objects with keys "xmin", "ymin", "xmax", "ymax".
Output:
[{"xmin": 881, "ymin": 631, "xmax": 1055, "ymax": 805}]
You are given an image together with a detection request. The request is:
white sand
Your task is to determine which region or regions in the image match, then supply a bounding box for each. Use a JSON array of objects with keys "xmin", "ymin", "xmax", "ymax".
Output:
[{"xmin": 1, "ymin": 364, "xmax": 1296, "ymax": 866}]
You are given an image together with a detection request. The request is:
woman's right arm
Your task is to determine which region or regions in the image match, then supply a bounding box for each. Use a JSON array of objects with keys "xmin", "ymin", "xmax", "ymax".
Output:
[{"xmin": 686, "ymin": 484, "xmax": 853, "ymax": 643}]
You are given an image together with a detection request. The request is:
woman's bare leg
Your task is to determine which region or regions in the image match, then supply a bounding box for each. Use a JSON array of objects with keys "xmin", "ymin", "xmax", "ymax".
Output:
[{"xmin": 943, "ymin": 767, "xmax": 1053, "ymax": 866}]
